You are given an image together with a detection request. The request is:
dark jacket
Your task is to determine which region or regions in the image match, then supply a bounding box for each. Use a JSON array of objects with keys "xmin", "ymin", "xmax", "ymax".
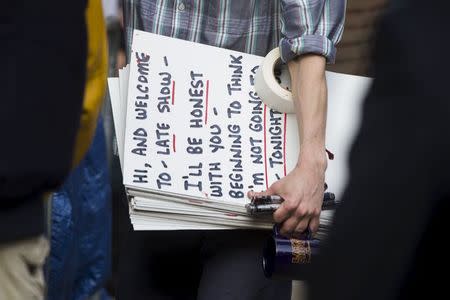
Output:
[
  {"xmin": 309, "ymin": 0, "xmax": 450, "ymax": 299},
  {"xmin": 0, "ymin": 0, "xmax": 87, "ymax": 243}
]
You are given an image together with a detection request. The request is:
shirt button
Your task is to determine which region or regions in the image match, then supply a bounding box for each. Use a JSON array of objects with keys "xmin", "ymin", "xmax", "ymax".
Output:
[{"xmin": 178, "ymin": 2, "xmax": 185, "ymax": 11}]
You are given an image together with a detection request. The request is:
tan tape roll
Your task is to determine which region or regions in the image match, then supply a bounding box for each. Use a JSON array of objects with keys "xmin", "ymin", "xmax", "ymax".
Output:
[{"xmin": 255, "ymin": 48, "xmax": 295, "ymax": 114}]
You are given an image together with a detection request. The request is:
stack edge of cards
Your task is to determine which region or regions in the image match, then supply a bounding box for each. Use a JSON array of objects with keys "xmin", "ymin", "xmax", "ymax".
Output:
[{"xmin": 107, "ymin": 30, "xmax": 372, "ymax": 233}]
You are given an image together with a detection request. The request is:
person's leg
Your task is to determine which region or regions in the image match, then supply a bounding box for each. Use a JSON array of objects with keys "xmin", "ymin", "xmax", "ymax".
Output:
[
  {"xmin": 117, "ymin": 230, "xmax": 202, "ymax": 300},
  {"xmin": 197, "ymin": 230, "xmax": 292, "ymax": 300},
  {"xmin": 0, "ymin": 236, "xmax": 49, "ymax": 300}
]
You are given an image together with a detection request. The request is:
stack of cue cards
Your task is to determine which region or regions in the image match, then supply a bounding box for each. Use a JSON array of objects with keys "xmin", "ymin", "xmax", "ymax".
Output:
[{"xmin": 107, "ymin": 30, "xmax": 372, "ymax": 233}]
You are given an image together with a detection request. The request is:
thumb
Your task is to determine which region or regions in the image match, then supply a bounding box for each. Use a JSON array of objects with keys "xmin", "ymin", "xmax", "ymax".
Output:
[
  {"xmin": 247, "ymin": 183, "xmax": 278, "ymax": 200},
  {"xmin": 267, "ymin": 180, "xmax": 282, "ymax": 196}
]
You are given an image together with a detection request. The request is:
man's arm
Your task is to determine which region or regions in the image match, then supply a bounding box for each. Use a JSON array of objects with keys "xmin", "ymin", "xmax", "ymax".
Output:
[
  {"xmin": 270, "ymin": 55, "xmax": 328, "ymax": 236},
  {"xmin": 250, "ymin": 0, "xmax": 345, "ymax": 236}
]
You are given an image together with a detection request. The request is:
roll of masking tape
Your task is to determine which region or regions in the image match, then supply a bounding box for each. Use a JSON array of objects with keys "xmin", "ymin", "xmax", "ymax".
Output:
[{"xmin": 255, "ymin": 48, "xmax": 295, "ymax": 114}]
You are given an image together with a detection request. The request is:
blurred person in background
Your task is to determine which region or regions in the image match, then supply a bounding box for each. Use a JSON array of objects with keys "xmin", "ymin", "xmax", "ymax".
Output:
[
  {"xmin": 46, "ymin": 0, "xmax": 112, "ymax": 299},
  {"xmin": 291, "ymin": 0, "xmax": 389, "ymax": 297},
  {"xmin": 309, "ymin": 0, "xmax": 450, "ymax": 299},
  {"xmin": 0, "ymin": 1, "xmax": 88, "ymax": 299}
]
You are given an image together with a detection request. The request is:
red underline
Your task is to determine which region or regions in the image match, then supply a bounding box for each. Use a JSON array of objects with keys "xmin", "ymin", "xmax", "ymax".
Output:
[
  {"xmin": 205, "ymin": 80, "xmax": 209, "ymax": 124},
  {"xmin": 188, "ymin": 199, "xmax": 204, "ymax": 205},
  {"xmin": 172, "ymin": 81, "xmax": 175, "ymax": 105},
  {"xmin": 283, "ymin": 113, "xmax": 287, "ymax": 177},
  {"xmin": 263, "ymin": 105, "xmax": 268, "ymax": 190},
  {"xmin": 172, "ymin": 134, "xmax": 176, "ymax": 153}
]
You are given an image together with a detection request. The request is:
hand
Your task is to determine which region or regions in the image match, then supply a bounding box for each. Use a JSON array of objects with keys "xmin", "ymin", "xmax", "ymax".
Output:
[{"xmin": 249, "ymin": 155, "xmax": 326, "ymax": 237}]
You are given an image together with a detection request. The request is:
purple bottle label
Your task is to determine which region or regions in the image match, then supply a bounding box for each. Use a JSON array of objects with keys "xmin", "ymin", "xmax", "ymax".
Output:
[{"xmin": 290, "ymin": 239, "xmax": 312, "ymax": 264}]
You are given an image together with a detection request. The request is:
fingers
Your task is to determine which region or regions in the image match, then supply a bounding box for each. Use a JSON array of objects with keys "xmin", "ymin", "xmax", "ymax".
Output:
[
  {"xmin": 308, "ymin": 214, "xmax": 321, "ymax": 235},
  {"xmin": 278, "ymin": 216, "xmax": 297, "ymax": 236},
  {"xmin": 247, "ymin": 180, "xmax": 322, "ymax": 238},
  {"xmin": 273, "ymin": 199, "xmax": 296, "ymax": 224},
  {"xmin": 279, "ymin": 215, "xmax": 313, "ymax": 237},
  {"xmin": 277, "ymin": 202, "xmax": 307, "ymax": 236},
  {"xmin": 247, "ymin": 185, "xmax": 276, "ymax": 200},
  {"xmin": 294, "ymin": 218, "xmax": 310, "ymax": 234},
  {"xmin": 277, "ymin": 205, "xmax": 321, "ymax": 238}
]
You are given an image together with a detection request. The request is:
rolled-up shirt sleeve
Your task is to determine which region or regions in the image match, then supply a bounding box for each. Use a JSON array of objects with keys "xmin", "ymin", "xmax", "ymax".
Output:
[{"xmin": 280, "ymin": 0, "xmax": 346, "ymax": 63}]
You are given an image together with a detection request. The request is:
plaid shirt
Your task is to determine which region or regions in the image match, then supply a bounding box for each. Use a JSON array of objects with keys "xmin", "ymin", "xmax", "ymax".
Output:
[{"xmin": 123, "ymin": 0, "xmax": 346, "ymax": 62}]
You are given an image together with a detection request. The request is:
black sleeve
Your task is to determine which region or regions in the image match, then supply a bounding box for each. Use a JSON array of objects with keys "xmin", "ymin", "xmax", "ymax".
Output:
[
  {"xmin": 0, "ymin": 0, "xmax": 88, "ymax": 204},
  {"xmin": 308, "ymin": 1, "xmax": 450, "ymax": 299}
]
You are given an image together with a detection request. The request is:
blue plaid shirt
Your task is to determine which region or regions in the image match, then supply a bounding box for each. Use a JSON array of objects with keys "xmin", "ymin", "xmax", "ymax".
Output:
[{"xmin": 123, "ymin": 0, "xmax": 346, "ymax": 62}]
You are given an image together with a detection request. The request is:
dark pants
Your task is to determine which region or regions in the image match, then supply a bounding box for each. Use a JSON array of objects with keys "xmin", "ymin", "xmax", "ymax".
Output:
[
  {"xmin": 117, "ymin": 222, "xmax": 291, "ymax": 300},
  {"xmin": 309, "ymin": 1, "xmax": 450, "ymax": 299}
]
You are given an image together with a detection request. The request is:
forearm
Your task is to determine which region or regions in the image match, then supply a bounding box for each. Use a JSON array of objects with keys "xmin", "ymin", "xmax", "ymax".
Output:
[
  {"xmin": 254, "ymin": 54, "xmax": 328, "ymax": 235},
  {"xmin": 288, "ymin": 54, "xmax": 328, "ymax": 170},
  {"xmin": 264, "ymin": 0, "xmax": 343, "ymax": 236}
]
